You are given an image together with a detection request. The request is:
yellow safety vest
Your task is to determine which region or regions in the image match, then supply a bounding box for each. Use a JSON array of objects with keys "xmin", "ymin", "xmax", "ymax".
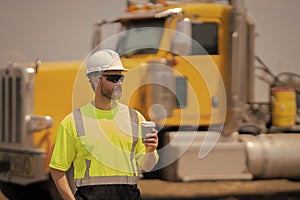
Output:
[{"xmin": 50, "ymin": 102, "xmax": 151, "ymax": 187}]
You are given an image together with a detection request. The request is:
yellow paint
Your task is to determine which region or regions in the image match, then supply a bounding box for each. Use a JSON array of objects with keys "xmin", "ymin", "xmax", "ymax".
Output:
[{"xmin": 271, "ymin": 87, "xmax": 296, "ymax": 127}]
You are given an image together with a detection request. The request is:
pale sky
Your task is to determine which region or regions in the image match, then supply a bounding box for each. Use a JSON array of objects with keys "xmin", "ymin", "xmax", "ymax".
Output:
[{"xmin": 0, "ymin": 0, "xmax": 299, "ymax": 101}]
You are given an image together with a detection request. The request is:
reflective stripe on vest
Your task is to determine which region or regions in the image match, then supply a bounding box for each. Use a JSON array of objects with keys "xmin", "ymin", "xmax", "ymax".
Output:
[
  {"xmin": 76, "ymin": 159, "xmax": 139, "ymax": 186},
  {"xmin": 73, "ymin": 109, "xmax": 85, "ymax": 137},
  {"xmin": 72, "ymin": 107, "xmax": 139, "ymax": 186},
  {"xmin": 129, "ymin": 108, "xmax": 139, "ymax": 177}
]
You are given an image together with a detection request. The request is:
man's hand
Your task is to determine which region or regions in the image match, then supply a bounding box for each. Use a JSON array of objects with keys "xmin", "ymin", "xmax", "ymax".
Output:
[
  {"xmin": 50, "ymin": 168, "xmax": 75, "ymax": 200},
  {"xmin": 143, "ymin": 128, "xmax": 158, "ymax": 152}
]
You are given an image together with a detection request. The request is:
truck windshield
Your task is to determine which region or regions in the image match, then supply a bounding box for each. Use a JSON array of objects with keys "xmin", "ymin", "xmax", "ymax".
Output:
[{"xmin": 116, "ymin": 18, "xmax": 165, "ymax": 56}]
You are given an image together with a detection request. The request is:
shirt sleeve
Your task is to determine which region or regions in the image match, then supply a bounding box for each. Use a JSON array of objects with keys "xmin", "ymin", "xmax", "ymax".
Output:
[{"xmin": 49, "ymin": 121, "xmax": 76, "ymax": 171}]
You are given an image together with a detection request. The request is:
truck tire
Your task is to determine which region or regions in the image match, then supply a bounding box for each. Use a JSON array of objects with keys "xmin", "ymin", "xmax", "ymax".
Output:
[
  {"xmin": 158, "ymin": 160, "xmax": 179, "ymax": 181},
  {"xmin": 0, "ymin": 177, "xmax": 63, "ymax": 200},
  {"xmin": 156, "ymin": 131, "xmax": 180, "ymax": 181}
]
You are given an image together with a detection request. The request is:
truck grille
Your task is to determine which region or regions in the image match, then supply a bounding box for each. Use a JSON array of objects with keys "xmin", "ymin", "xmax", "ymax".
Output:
[{"xmin": 0, "ymin": 67, "xmax": 22, "ymax": 143}]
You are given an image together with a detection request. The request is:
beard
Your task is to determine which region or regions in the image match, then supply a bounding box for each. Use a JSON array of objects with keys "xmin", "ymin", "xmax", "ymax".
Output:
[{"xmin": 101, "ymin": 85, "xmax": 122, "ymax": 100}]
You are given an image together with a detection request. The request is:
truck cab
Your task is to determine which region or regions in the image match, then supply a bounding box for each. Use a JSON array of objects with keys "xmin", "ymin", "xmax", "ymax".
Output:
[
  {"xmin": 92, "ymin": 1, "xmax": 256, "ymax": 180},
  {"xmin": 94, "ymin": 2, "xmax": 238, "ymax": 129}
]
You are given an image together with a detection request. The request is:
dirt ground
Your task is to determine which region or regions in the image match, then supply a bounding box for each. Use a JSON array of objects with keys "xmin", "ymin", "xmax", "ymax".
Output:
[
  {"xmin": 138, "ymin": 179, "xmax": 300, "ymax": 200},
  {"xmin": 1, "ymin": 179, "xmax": 300, "ymax": 199}
]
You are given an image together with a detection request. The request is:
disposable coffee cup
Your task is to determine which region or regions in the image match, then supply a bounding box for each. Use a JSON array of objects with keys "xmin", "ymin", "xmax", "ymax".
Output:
[{"xmin": 141, "ymin": 121, "xmax": 156, "ymax": 140}]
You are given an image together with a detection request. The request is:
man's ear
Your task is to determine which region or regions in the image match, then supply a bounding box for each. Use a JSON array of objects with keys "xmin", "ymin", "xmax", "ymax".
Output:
[{"xmin": 89, "ymin": 76, "xmax": 100, "ymax": 92}]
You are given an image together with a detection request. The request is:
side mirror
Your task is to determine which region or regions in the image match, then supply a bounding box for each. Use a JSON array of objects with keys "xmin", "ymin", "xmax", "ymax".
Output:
[{"xmin": 171, "ymin": 18, "xmax": 192, "ymax": 55}]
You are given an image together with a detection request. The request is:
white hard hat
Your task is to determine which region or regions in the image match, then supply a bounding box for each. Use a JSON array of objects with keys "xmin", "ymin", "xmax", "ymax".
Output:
[{"xmin": 86, "ymin": 49, "xmax": 128, "ymax": 75}]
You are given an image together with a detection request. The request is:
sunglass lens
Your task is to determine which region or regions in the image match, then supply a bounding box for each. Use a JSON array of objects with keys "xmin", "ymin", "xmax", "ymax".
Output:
[{"xmin": 106, "ymin": 75, "xmax": 124, "ymax": 83}]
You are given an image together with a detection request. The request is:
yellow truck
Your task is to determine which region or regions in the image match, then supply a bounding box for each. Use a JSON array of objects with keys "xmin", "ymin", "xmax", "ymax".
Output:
[{"xmin": 1, "ymin": 0, "xmax": 300, "ymax": 199}]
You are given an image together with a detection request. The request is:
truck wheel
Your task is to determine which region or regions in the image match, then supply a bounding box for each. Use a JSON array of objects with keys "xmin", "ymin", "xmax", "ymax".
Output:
[
  {"xmin": 158, "ymin": 160, "xmax": 179, "ymax": 181},
  {"xmin": 156, "ymin": 131, "xmax": 180, "ymax": 181},
  {"xmin": 0, "ymin": 177, "xmax": 62, "ymax": 200}
]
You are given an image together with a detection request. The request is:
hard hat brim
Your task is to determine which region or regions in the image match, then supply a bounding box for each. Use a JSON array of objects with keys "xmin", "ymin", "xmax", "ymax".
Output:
[{"xmin": 101, "ymin": 65, "xmax": 129, "ymax": 71}]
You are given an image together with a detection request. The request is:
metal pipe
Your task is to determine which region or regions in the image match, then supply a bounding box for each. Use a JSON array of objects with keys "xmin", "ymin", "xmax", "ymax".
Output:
[
  {"xmin": 223, "ymin": 0, "xmax": 255, "ymax": 136},
  {"xmin": 242, "ymin": 134, "xmax": 300, "ymax": 178}
]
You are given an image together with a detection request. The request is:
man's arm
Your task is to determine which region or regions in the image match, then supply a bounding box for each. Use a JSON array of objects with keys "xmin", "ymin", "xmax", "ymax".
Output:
[
  {"xmin": 141, "ymin": 128, "xmax": 159, "ymax": 172},
  {"xmin": 140, "ymin": 151, "xmax": 158, "ymax": 172},
  {"xmin": 50, "ymin": 168, "xmax": 75, "ymax": 200}
]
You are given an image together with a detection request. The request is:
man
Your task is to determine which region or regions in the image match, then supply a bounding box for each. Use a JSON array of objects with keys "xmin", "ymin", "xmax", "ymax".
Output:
[{"xmin": 49, "ymin": 49, "xmax": 159, "ymax": 200}]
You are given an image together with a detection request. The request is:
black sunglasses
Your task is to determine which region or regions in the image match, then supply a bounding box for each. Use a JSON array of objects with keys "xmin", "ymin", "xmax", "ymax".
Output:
[{"xmin": 102, "ymin": 74, "xmax": 125, "ymax": 83}]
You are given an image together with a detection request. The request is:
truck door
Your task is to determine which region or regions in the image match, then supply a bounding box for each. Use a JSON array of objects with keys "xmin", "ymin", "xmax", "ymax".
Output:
[{"xmin": 170, "ymin": 16, "xmax": 226, "ymax": 127}]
